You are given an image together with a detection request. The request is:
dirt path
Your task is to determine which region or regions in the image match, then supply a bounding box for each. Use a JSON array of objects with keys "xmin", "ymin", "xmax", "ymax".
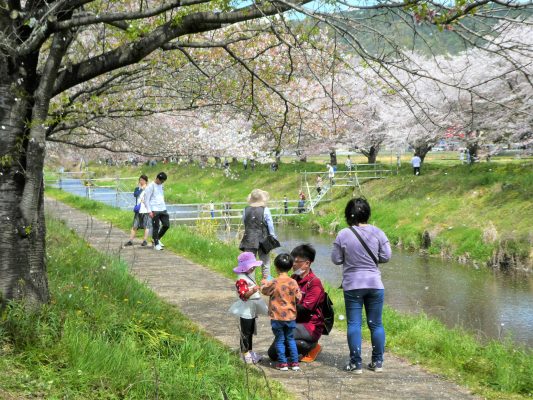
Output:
[{"xmin": 45, "ymin": 198, "xmax": 479, "ymax": 400}]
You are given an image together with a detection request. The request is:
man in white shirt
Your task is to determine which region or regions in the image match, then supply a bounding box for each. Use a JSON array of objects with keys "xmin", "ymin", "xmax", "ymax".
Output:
[
  {"xmin": 411, "ymin": 154, "xmax": 422, "ymax": 176},
  {"xmin": 144, "ymin": 172, "xmax": 169, "ymax": 250},
  {"xmin": 327, "ymin": 163, "xmax": 335, "ymax": 186}
]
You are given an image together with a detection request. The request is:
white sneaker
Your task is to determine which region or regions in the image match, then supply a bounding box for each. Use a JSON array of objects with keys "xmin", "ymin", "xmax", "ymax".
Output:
[{"xmin": 154, "ymin": 244, "xmax": 163, "ymax": 251}]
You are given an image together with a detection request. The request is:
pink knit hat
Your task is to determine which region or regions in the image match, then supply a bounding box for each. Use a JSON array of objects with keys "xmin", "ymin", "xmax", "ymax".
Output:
[{"xmin": 233, "ymin": 252, "xmax": 263, "ymax": 273}]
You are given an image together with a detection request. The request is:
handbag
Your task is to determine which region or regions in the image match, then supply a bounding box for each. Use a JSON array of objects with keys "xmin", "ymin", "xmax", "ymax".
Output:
[
  {"xmin": 133, "ymin": 203, "xmax": 141, "ymax": 213},
  {"xmin": 259, "ymin": 235, "xmax": 280, "ymax": 254}
]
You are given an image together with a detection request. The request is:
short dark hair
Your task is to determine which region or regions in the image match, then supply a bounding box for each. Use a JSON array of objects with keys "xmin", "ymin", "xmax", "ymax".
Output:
[
  {"xmin": 290, "ymin": 244, "xmax": 316, "ymax": 263},
  {"xmin": 274, "ymin": 253, "xmax": 294, "ymax": 273},
  {"xmin": 345, "ymin": 197, "xmax": 371, "ymax": 226},
  {"xmin": 156, "ymin": 172, "xmax": 167, "ymax": 181},
  {"xmin": 140, "ymin": 174, "xmax": 148, "ymax": 182}
]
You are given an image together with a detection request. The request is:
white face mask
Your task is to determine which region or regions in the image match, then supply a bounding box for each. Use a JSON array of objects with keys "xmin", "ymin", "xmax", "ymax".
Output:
[{"xmin": 293, "ymin": 268, "xmax": 306, "ymax": 276}]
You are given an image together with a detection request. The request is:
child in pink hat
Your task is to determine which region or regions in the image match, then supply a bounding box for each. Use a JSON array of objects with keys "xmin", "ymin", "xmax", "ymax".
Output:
[{"xmin": 228, "ymin": 252, "xmax": 268, "ymax": 364}]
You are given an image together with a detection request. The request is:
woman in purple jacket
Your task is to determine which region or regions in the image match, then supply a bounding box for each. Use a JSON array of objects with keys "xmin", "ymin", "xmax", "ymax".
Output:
[{"xmin": 331, "ymin": 198, "xmax": 392, "ymax": 374}]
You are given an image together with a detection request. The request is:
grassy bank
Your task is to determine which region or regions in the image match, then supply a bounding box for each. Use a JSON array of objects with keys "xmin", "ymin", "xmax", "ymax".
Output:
[
  {"xmin": 56, "ymin": 156, "xmax": 533, "ymax": 270},
  {"xmin": 0, "ymin": 216, "xmax": 288, "ymax": 399},
  {"xmin": 45, "ymin": 190, "xmax": 533, "ymax": 399}
]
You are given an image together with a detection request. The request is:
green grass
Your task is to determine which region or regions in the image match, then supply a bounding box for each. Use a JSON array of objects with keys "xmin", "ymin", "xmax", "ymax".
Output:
[
  {"xmin": 47, "ymin": 156, "xmax": 533, "ymax": 269},
  {"xmin": 0, "ymin": 217, "xmax": 289, "ymax": 400},
  {"xmin": 44, "ymin": 190, "xmax": 533, "ymax": 399}
]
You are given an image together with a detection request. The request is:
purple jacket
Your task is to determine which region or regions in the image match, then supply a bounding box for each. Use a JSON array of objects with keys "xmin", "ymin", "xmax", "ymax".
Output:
[{"xmin": 331, "ymin": 225, "xmax": 392, "ymax": 290}]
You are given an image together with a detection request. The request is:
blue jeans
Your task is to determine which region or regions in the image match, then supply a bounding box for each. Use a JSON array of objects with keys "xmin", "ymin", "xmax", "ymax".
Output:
[
  {"xmin": 271, "ymin": 320, "xmax": 298, "ymax": 364},
  {"xmin": 344, "ymin": 289, "xmax": 385, "ymax": 365}
]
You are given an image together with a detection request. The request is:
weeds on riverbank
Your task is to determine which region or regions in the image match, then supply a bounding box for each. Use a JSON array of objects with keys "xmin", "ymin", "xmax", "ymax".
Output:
[
  {"xmin": 45, "ymin": 190, "xmax": 533, "ymax": 399},
  {"xmin": 0, "ymin": 217, "xmax": 287, "ymax": 399}
]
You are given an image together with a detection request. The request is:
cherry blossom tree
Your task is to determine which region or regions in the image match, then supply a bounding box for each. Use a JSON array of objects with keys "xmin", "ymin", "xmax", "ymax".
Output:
[{"xmin": 1, "ymin": 1, "xmax": 532, "ymax": 306}]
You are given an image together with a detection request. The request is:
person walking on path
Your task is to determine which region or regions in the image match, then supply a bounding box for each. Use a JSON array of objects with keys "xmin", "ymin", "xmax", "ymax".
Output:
[
  {"xmin": 144, "ymin": 172, "xmax": 169, "ymax": 251},
  {"xmin": 228, "ymin": 252, "xmax": 268, "ymax": 364},
  {"xmin": 331, "ymin": 198, "xmax": 392, "ymax": 374},
  {"xmin": 124, "ymin": 175, "xmax": 151, "ymax": 247},
  {"xmin": 267, "ymin": 244, "xmax": 326, "ymax": 363},
  {"xmin": 411, "ymin": 154, "xmax": 422, "ymax": 175},
  {"xmin": 239, "ymin": 189, "xmax": 276, "ymax": 279},
  {"xmin": 261, "ymin": 253, "xmax": 302, "ymax": 371}
]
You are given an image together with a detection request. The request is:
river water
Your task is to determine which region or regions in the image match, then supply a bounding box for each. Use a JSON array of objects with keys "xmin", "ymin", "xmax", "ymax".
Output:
[
  {"xmin": 271, "ymin": 225, "xmax": 533, "ymax": 348},
  {"xmin": 49, "ymin": 178, "xmax": 533, "ymax": 347}
]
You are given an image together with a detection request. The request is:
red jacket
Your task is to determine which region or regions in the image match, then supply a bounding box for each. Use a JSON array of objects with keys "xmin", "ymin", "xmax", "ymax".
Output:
[{"xmin": 292, "ymin": 270, "xmax": 325, "ymax": 341}]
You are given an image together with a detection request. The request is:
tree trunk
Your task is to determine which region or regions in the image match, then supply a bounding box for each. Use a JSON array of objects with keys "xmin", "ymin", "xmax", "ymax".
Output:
[
  {"xmin": 414, "ymin": 143, "xmax": 432, "ymax": 162},
  {"xmin": 329, "ymin": 150, "xmax": 337, "ymax": 166},
  {"xmin": 466, "ymin": 143, "xmax": 479, "ymax": 164},
  {"xmin": 0, "ymin": 83, "xmax": 49, "ymax": 307},
  {"xmin": 360, "ymin": 146, "xmax": 379, "ymax": 164}
]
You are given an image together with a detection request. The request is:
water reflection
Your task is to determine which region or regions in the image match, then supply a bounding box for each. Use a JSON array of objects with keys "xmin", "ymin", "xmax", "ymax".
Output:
[{"xmin": 223, "ymin": 225, "xmax": 533, "ymax": 347}]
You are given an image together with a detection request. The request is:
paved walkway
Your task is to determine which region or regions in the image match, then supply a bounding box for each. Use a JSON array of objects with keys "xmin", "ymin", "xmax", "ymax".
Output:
[{"xmin": 45, "ymin": 198, "xmax": 479, "ymax": 400}]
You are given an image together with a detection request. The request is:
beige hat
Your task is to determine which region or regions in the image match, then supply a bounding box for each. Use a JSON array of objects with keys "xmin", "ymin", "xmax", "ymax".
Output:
[{"xmin": 247, "ymin": 189, "xmax": 269, "ymax": 207}]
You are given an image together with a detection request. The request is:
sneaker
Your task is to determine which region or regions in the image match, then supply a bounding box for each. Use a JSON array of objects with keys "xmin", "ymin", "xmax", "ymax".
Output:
[
  {"xmin": 289, "ymin": 362, "xmax": 301, "ymax": 371},
  {"xmin": 141, "ymin": 240, "xmax": 148, "ymax": 247},
  {"xmin": 154, "ymin": 244, "xmax": 163, "ymax": 251},
  {"xmin": 367, "ymin": 361, "xmax": 383, "ymax": 372},
  {"xmin": 301, "ymin": 343, "xmax": 322, "ymax": 362},
  {"xmin": 242, "ymin": 352, "xmax": 253, "ymax": 364},
  {"xmin": 276, "ymin": 363, "xmax": 289, "ymax": 371},
  {"xmin": 344, "ymin": 362, "xmax": 363, "ymax": 374},
  {"xmin": 250, "ymin": 351, "xmax": 263, "ymax": 364},
  {"xmin": 124, "ymin": 241, "xmax": 133, "ymax": 246}
]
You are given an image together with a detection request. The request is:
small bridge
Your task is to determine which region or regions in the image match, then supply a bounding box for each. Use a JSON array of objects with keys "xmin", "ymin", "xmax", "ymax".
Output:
[
  {"xmin": 44, "ymin": 164, "xmax": 391, "ymax": 223},
  {"xmin": 302, "ymin": 163, "xmax": 391, "ymax": 213}
]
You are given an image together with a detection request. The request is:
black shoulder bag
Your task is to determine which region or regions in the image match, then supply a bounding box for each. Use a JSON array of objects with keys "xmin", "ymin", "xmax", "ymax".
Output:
[
  {"xmin": 259, "ymin": 209, "xmax": 280, "ymax": 254},
  {"xmin": 349, "ymin": 226, "xmax": 379, "ymax": 266}
]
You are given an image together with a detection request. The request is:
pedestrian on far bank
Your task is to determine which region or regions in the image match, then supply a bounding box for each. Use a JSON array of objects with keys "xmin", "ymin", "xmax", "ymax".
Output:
[
  {"xmin": 316, "ymin": 175, "xmax": 323, "ymax": 194},
  {"xmin": 239, "ymin": 189, "xmax": 276, "ymax": 279},
  {"xmin": 250, "ymin": 158, "xmax": 256, "ymax": 171},
  {"xmin": 210, "ymin": 201, "xmax": 215, "ymax": 219},
  {"xmin": 243, "ymin": 158, "xmax": 248, "ymax": 170},
  {"xmin": 261, "ymin": 253, "xmax": 302, "ymax": 371},
  {"xmin": 284, "ymin": 195, "xmax": 289, "ymax": 214},
  {"xmin": 345, "ymin": 155, "xmax": 352, "ymax": 171},
  {"xmin": 124, "ymin": 174, "xmax": 151, "ymax": 247},
  {"xmin": 144, "ymin": 172, "xmax": 169, "ymax": 251},
  {"xmin": 411, "ymin": 154, "xmax": 422, "ymax": 175},
  {"xmin": 331, "ymin": 198, "xmax": 392, "ymax": 374},
  {"xmin": 327, "ymin": 163, "xmax": 335, "ymax": 185}
]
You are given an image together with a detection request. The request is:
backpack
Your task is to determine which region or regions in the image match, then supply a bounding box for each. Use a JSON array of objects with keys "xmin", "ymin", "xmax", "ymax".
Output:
[{"xmin": 321, "ymin": 291, "xmax": 335, "ymax": 335}]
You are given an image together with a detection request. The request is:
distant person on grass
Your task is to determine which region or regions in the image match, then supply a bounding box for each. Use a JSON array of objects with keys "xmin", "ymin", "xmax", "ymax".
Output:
[
  {"xmin": 267, "ymin": 244, "xmax": 326, "ymax": 363},
  {"xmin": 261, "ymin": 253, "xmax": 302, "ymax": 371},
  {"xmin": 332, "ymin": 198, "xmax": 392, "ymax": 374},
  {"xmin": 411, "ymin": 154, "xmax": 422, "ymax": 175},
  {"xmin": 124, "ymin": 174, "xmax": 151, "ymax": 247},
  {"xmin": 144, "ymin": 172, "xmax": 169, "ymax": 251}
]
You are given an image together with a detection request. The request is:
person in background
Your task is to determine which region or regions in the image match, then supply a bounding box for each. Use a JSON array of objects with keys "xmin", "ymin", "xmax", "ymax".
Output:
[
  {"xmin": 345, "ymin": 155, "xmax": 352, "ymax": 171},
  {"xmin": 124, "ymin": 174, "xmax": 151, "ymax": 247},
  {"xmin": 327, "ymin": 163, "xmax": 335, "ymax": 186},
  {"xmin": 209, "ymin": 201, "xmax": 215, "ymax": 219},
  {"xmin": 284, "ymin": 195, "xmax": 289, "ymax": 214},
  {"xmin": 331, "ymin": 198, "xmax": 392, "ymax": 374},
  {"xmin": 144, "ymin": 172, "xmax": 169, "ymax": 251},
  {"xmin": 411, "ymin": 154, "xmax": 422, "ymax": 175},
  {"xmin": 315, "ymin": 175, "xmax": 323, "ymax": 194}
]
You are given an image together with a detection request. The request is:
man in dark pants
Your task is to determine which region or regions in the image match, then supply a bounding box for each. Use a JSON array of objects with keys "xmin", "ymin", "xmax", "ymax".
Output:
[
  {"xmin": 144, "ymin": 172, "xmax": 169, "ymax": 251},
  {"xmin": 268, "ymin": 244, "xmax": 326, "ymax": 362}
]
